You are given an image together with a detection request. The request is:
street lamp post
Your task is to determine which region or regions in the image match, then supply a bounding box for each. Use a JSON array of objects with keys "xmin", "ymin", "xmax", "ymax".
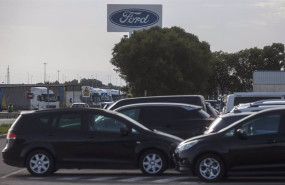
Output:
[
  {"xmin": 57, "ymin": 70, "xmax": 60, "ymax": 83},
  {"xmin": 43, "ymin": 63, "xmax": 47, "ymax": 83}
]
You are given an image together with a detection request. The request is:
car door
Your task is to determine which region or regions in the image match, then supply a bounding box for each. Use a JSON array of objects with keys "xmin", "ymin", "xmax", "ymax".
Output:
[
  {"xmin": 227, "ymin": 112, "xmax": 284, "ymax": 169},
  {"xmin": 83, "ymin": 112, "xmax": 141, "ymax": 168},
  {"xmin": 49, "ymin": 112, "xmax": 88, "ymax": 163}
]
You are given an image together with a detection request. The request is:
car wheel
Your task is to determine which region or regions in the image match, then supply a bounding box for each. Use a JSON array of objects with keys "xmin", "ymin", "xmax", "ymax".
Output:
[
  {"xmin": 195, "ymin": 154, "xmax": 225, "ymax": 182},
  {"xmin": 139, "ymin": 150, "xmax": 167, "ymax": 175},
  {"xmin": 26, "ymin": 150, "xmax": 54, "ymax": 176}
]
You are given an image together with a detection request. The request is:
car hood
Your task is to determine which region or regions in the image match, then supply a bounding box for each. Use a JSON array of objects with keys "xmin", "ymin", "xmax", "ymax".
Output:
[
  {"xmin": 153, "ymin": 130, "xmax": 183, "ymax": 143},
  {"xmin": 180, "ymin": 133, "xmax": 216, "ymax": 145}
]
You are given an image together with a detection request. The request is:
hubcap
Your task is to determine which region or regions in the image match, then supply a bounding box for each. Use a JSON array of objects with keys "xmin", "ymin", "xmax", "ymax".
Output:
[
  {"xmin": 199, "ymin": 157, "xmax": 220, "ymax": 180},
  {"xmin": 142, "ymin": 153, "xmax": 163, "ymax": 174},
  {"xmin": 29, "ymin": 153, "xmax": 50, "ymax": 174}
]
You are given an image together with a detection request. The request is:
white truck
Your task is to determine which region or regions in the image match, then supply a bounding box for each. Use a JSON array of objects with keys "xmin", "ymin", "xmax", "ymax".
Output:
[{"xmin": 30, "ymin": 87, "xmax": 59, "ymax": 110}]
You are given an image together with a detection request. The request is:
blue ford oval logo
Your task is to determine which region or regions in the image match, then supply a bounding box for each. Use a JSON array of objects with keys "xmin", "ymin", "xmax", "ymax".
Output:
[{"xmin": 109, "ymin": 8, "xmax": 159, "ymax": 28}]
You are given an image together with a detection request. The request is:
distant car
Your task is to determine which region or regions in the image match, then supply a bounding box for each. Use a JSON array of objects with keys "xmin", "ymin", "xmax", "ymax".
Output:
[
  {"xmin": 204, "ymin": 112, "xmax": 253, "ymax": 134},
  {"xmin": 205, "ymin": 100, "xmax": 221, "ymax": 111},
  {"xmin": 174, "ymin": 108, "xmax": 285, "ymax": 182},
  {"xmin": 71, "ymin": 103, "xmax": 89, "ymax": 108},
  {"xmin": 230, "ymin": 99, "xmax": 285, "ymax": 113},
  {"xmin": 2, "ymin": 108, "xmax": 182, "ymax": 176},
  {"xmin": 205, "ymin": 102, "xmax": 219, "ymax": 119},
  {"xmin": 114, "ymin": 102, "xmax": 213, "ymax": 139}
]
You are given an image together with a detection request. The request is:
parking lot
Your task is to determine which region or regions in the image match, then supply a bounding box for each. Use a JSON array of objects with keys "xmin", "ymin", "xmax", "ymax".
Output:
[{"xmin": 2, "ymin": 137, "xmax": 285, "ymax": 185}]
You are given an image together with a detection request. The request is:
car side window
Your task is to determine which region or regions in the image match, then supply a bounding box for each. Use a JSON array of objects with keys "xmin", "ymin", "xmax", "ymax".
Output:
[
  {"xmin": 141, "ymin": 107, "xmax": 174, "ymax": 124},
  {"xmin": 119, "ymin": 108, "xmax": 140, "ymax": 121},
  {"xmin": 88, "ymin": 114, "xmax": 127, "ymax": 133},
  {"xmin": 22, "ymin": 115, "xmax": 51, "ymax": 133},
  {"xmin": 53, "ymin": 114, "xmax": 82, "ymax": 131},
  {"xmin": 240, "ymin": 114, "xmax": 280, "ymax": 136}
]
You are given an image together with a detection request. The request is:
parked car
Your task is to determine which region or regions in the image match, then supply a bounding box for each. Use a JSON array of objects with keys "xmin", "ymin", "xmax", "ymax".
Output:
[
  {"xmin": 205, "ymin": 100, "xmax": 221, "ymax": 111},
  {"xmin": 230, "ymin": 99, "xmax": 285, "ymax": 113},
  {"xmin": 2, "ymin": 108, "xmax": 182, "ymax": 176},
  {"xmin": 174, "ymin": 108, "xmax": 285, "ymax": 182},
  {"xmin": 71, "ymin": 102, "xmax": 89, "ymax": 108},
  {"xmin": 205, "ymin": 102, "xmax": 219, "ymax": 119},
  {"xmin": 107, "ymin": 95, "xmax": 207, "ymax": 112},
  {"xmin": 223, "ymin": 92, "xmax": 285, "ymax": 113},
  {"xmin": 204, "ymin": 112, "xmax": 253, "ymax": 134},
  {"xmin": 114, "ymin": 103, "xmax": 213, "ymax": 139}
]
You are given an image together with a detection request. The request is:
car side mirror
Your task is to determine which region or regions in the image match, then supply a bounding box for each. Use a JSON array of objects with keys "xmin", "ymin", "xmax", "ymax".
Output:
[
  {"xmin": 236, "ymin": 129, "xmax": 247, "ymax": 139},
  {"xmin": 120, "ymin": 126, "xmax": 129, "ymax": 136}
]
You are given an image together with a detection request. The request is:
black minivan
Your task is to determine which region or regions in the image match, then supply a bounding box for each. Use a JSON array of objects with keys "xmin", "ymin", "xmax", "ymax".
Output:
[
  {"xmin": 2, "ymin": 108, "xmax": 182, "ymax": 176},
  {"xmin": 174, "ymin": 108, "xmax": 285, "ymax": 182}
]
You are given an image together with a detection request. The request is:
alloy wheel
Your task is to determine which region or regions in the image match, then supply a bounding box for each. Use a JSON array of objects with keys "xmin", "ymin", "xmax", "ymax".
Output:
[
  {"xmin": 199, "ymin": 157, "xmax": 221, "ymax": 180},
  {"xmin": 142, "ymin": 153, "xmax": 163, "ymax": 174},
  {"xmin": 29, "ymin": 153, "xmax": 50, "ymax": 174}
]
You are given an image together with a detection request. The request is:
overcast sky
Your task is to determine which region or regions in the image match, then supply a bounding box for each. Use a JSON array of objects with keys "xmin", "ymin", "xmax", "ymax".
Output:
[{"xmin": 0, "ymin": 0, "xmax": 284, "ymax": 85}]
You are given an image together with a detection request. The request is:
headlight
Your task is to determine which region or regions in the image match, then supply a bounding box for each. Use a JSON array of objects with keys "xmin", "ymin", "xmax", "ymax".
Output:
[{"xmin": 176, "ymin": 140, "xmax": 198, "ymax": 152}]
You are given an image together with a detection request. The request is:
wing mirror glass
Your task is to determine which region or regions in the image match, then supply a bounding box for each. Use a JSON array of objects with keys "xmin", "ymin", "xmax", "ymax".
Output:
[
  {"xmin": 120, "ymin": 126, "xmax": 129, "ymax": 136},
  {"xmin": 236, "ymin": 128, "xmax": 247, "ymax": 139}
]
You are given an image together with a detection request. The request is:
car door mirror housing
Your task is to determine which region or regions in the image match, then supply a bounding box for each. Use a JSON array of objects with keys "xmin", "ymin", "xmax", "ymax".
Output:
[
  {"xmin": 236, "ymin": 128, "xmax": 247, "ymax": 139},
  {"xmin": 120, "ymin": 126, "xmax": 129, "ymax": 136}
]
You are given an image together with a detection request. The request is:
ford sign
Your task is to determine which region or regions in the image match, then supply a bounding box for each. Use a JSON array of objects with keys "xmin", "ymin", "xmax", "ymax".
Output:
[{"xmin": 109, "ymin": 8, "xmax": 159, "ymax": 28}]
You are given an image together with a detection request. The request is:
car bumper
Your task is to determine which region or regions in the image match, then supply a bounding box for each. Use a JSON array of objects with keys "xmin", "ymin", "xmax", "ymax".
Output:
[
  {"xmin": 2, "ymin": 151, "xmax": 25, "ymax": 167},
  {"xmin": 173, "ymin": 153, "xmax": 191, "ymax": 172}
]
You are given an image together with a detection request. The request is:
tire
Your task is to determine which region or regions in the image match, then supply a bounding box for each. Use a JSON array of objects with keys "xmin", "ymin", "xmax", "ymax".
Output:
[
  {"xmin": 26, "ymin": 150, "xmax": 54, "ymax": 176},
  {"xmin": 139, "ymin": 150, "xmax": 167, "ymax": 176},
  {"xmin": 195, "ymin": 154, "xmax": 225, "ymax": 182}
]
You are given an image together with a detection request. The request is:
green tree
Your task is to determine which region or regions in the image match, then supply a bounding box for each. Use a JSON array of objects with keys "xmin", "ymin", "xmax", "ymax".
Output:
[
  {"xmin": 111, "ymin": 26, "xmax": 212, "ymax": 96},
  {"xmin": 231, "ymin": 43, "xmax": 284, "ymax": 92},
  {"xmin": 210, "ymin": 51, "xmax": 233, "ymax": 95},
  {"xmin": 262, "ymin": 43, "xmax": 284, "ymax": 69},
  {"xmin": 212, "ymin": 43, "xmax": 285, "ymax": 94}
]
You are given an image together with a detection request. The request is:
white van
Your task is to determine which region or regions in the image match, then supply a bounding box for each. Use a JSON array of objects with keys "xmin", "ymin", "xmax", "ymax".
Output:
[{"xmin": 223, "ymin": 92, "xmax": 285, "ymax": 113}]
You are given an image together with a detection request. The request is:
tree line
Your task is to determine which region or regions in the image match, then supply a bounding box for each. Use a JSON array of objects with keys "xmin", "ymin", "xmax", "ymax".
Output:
[
  {"xmin": 110, "ymin": 26, "xmax": 285, "ymax": 98},
  {"xmin": 37, "ymin": 78, "xmax": 121, "ymax": 90}
]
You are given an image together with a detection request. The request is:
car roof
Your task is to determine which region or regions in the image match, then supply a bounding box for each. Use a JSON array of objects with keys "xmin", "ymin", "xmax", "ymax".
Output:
[
  {"xmin": 108, "ymin": 95, "xmax": 206, "ymax": 110},
  {"xmin": 250, "ymin": 99, "xmax": 285, "ymax": 107},
  {"xmin": 20, "ymin": 108, "xmax": 109, "ymax": 116},
  {"xmin": 220, "ymin": 112, "xmax": 254, "ymax": 118},
  {"xmin": 114, "ymin": 102, "xmax": 203, "ymax": 111}
]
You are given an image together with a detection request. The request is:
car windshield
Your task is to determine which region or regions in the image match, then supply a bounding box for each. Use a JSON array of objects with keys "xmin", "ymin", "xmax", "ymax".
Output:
[
  {"xmin": 206, "ymin": 115, "xmax": 249, "ymax": 133},
  {"xmin": 42, "ymin": 94, "xmax": 57, "ymax": 102}
]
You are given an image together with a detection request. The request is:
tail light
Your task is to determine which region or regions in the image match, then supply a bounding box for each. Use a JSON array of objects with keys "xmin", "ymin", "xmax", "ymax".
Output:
[{"xmin": 7, "ymin": 130, "xmax": 16, "ymax": 139}]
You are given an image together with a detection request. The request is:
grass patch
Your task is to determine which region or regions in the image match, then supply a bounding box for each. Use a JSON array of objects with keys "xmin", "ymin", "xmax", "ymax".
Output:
[{"xmin": 0, "ymin": 124, "xmax": 12, "ymax": 135}]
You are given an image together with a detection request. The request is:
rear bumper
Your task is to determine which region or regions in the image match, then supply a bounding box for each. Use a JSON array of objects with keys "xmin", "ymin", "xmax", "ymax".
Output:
[{"xmin": 2, "ymin": 151, "xmax": 25, "ymax": 167}]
